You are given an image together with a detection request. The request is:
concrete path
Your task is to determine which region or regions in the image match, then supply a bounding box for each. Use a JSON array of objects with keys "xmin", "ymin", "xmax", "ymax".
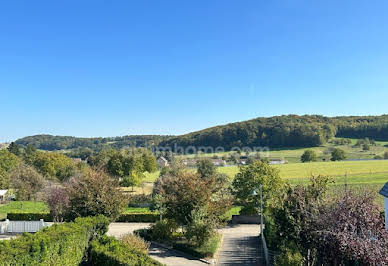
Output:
[
  {"xmin": 217, "ymin": 224, "xmax": 262, "ymax": 266},
  {"xmin": 148, "ymin": 243, "xmax": 208, "ymax": 266},
  {"xmin": 108, "ymin": 223, "xmax": 208, "ymax": 265},
  {"xmin": 107, "ymin": 223, "xmax": 263, "ymax": 266},
  {"xmin": 107, "ymin": 222, "xmax": 151, "ymax": 238}
]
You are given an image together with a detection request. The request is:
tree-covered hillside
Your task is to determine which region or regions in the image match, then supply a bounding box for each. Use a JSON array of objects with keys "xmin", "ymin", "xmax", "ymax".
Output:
[
  {"xmin": 15, "ymin": 115, "xmax": 388, "ymax": 151},
  {"xmin": 160, "ymin": 115, "xmax": 388, "ymax": 150},
  {"xmin": 15, "ymin": 134, "xmax": 170, "ymax": 151}
]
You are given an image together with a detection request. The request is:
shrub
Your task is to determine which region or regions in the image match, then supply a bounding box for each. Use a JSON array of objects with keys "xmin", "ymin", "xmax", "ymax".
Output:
[
  {"xmin": 0, "ymin": 213, "xmax": 6, "ymax": 221},
  {"xmin": 185, "ymin": 222, "xmax": 214, "ymax": 247},
  {"xmin": 274, "ymin": 248, "xmax": 303, "ymax": 266},
  {"xmin": 185, "ymin": 208, "xmax": 215, "ymax": 247},
  {"xmin": 121, "ymin": 233, "xmax": 150, "ymax": 253},
  {"xmin": 7, "ymin": 212, "xmax": 53, "ymax": 221},
  {"xmin": 173, "ymin": 233, "xmax": 222, "ymax": 259},
  {"xmin": 128, "ymin": 194, "xmax": 152, "ymax": 207},
  {"xmin": 149, "ymin": 219, "xmax": 178, "ymax": 242},
  {"xmin": 116, "ymin": 213, "xmax": 159, "ymax": 223},
  {"xmin": 66, "ymin": 170, "xmax": 127, "ymax": 221},
  {"xmin": 89, "ymin": 236, "xmax": 162, "ymax": 266},
  {"xmin": 0, "ymin": 215, "xmax": 109, "ymax": 265},
  {"xmin": 301, "ymin": 149, "xmax": 317, "ymax": 163}
]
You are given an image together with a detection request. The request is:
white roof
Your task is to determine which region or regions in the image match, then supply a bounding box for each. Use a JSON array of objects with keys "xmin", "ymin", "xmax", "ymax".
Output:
[{"xmin": 0, "ymin": 190, "xmax": 8, "ymax": 196}]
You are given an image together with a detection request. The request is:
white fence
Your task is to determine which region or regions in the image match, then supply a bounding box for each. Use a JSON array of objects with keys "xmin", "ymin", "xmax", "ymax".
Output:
[{"xmin": 0, "ymin": 219, "xmax": 47, "ymax": 234}]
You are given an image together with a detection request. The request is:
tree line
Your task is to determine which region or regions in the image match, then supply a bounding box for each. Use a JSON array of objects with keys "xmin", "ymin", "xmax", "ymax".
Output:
[
  {"xmin": 14, "ymin": 115, "xmax": 388, "ymax": 151},
  {"xmin": 15, "ymin": 134, "xmax": 169, "ymax": 151},
  {"xmin": 161, "ymin": 115, "xmax": 388, "ymax": 150}
]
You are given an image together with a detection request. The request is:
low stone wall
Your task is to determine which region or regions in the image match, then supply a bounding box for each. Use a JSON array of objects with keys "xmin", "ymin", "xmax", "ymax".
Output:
[{"xmin": 231, "ymin": 215, "xmax": 262, "ymax": 224}]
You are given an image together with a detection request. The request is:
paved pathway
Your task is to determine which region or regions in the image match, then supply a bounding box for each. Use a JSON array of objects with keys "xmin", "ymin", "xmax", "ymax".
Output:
[
  {"xmin": 217, "ymin": 224, "xmax": 262, "ymax": 266},
  {"xmin": 148, "ymin": 243, "xmax": 208, "ymax": 266},
  {"xmin": 107, "ymin": 223, "xmax": 263, "ymax": 266},
  {"xmin": 107, "ymin": 222, "xmax": 150, "ymax": 238}
]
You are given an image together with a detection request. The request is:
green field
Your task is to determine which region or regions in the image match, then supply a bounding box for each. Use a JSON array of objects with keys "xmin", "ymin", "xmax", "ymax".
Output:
[
  {"xmin": 218, "ymin": 160, "xmax": 388, "ymax": 179},
  {"xmin": 178, "ymin": 138, "xmax": 388, "ymax": 163},
  {"xmin": 0, "ymin": 201, "xmax": 49, "ymax": 213}
]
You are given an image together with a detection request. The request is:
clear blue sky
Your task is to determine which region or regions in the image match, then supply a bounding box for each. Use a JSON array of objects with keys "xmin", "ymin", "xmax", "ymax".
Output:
[{"xmin": 1, "ymin": 0, "xmax": 388, "ymax": 142}]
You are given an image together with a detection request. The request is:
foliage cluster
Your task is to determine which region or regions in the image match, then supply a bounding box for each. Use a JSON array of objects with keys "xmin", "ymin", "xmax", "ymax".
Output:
[
  {"xmin": 0, "ymin": 215, "xmax": 109, "ymax": 265},
  {"xmin": 89, "ymin": 235, "xmax": 162, "ymax": 266}
]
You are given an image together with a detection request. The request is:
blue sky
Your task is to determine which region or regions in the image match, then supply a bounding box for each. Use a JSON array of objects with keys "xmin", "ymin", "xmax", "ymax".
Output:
[{"xmin": 1, "ymin": 0, "xmax": 388, "ymax": 142}]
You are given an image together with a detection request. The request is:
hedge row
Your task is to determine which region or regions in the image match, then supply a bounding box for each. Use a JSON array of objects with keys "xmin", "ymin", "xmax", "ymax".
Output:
[
  {"xmin": 89, "ymin": 236, "xmax": 162, "ymax": 266},
  {"xmin": 5, "ymin": 212, "xmax": 159, "ymax": 223},
  {"xmin": 6, "ymin": 212, "xmax": 53, "ymax": 221},
  {"xmin": 0, "ymin": 215, "xmax": 109, "ymax": 266},
  {"xmin": 0, "ymin": 213, "xmax": 6, "ymax": 221},
  {"xmin": 116, "ymin": 213, "xmax": 159, "ymax": 223}
]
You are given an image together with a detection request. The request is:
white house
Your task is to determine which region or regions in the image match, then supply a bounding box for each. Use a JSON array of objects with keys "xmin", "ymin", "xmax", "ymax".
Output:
[
  {"xmin": 379, "ymin": 182, "xmax": 388, "ymax": 231},
  {"xmin": 0, "ymin": 190, "xmax": 8, "ymax": 203}
]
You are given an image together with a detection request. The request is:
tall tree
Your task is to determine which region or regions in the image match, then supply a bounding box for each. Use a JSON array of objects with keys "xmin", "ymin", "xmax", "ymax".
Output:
[
  {"xmin": 196, "ymin": 158, "xmax": 217, "ymax": 179},
  {"xmin": 331, "ymin": 148, "xmax": 346, "ymax": 161},
  {"xmin": 10, "ymin": 165, "xmax": 45, "ymax": 201},
  {"xmin": 301, "ymin": 149, "xmax": 318, "ymax": 163},
  {"xmin": 232, "ymin": 161, "xmax": 284, "ymax": 214},
  {"xmin": 66, "ymin": 169, "xmax": 126, "ymax": 221},
  {"xmin": 7, "ymin": 142, "xmax": 21, "ymax": 156}
]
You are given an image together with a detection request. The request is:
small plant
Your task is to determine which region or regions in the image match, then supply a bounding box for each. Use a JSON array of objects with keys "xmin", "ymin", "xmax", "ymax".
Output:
[
  {"xmin": 149, "ymin": 219, "xmax": 178, "ymax": 242},
  {"xmin": 121, "ymin": 233, "xmax": 150, "ymax": 253}
]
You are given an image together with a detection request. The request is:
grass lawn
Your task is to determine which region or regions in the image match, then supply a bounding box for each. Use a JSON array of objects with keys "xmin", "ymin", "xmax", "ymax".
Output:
[
  {"xmin": 171, "ymin": 233, "xmax": 222, "ymax": 259},
  {"xmin": 0, "ymin": 201, "xmax": 49, "ymax": 214},
  {"xmin": 221, "ymin": 206, "xmax": 242, "ymax": 221},
  {"xmin": 122, "ymin": 207, "xmax": 155, "ymax": 214},
  {"xmin": 218, "ymin": 160, "xmax": 388, "ymax": 179},
  {"xmin": 144, "ymin": 171, "xmax": 160, "ymax": 182}
]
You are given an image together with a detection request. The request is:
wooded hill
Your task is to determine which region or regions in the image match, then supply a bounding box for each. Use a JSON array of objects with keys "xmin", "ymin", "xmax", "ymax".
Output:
[
  {"xmin": 15, "ymin": 134, "xmax": 169, "ymax": 151},
  {"xmin": 161, "ymin": 115, "xmax": 388, "ymax": 149},
  {"xmin": 15, "ymin": 115, "xmax": 388, "ymax": 151}
]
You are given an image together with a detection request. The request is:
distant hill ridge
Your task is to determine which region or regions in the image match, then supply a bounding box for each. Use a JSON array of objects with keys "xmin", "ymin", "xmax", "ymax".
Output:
[{"xmin": 15, "ymin": 114, "xmax": 388, "ymax": 151}]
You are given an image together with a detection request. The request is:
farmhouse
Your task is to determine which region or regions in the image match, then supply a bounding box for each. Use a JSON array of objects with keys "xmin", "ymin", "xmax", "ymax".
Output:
[
  {"xmin": 157, "ymin": 156, "xmax": 169, "ymax": 168},
  {"xmin": 212, "ymin": 159, "xmax": 227, "ymax": 167},
  {"xmin": 0, "ymin": 190, "xmax": 8, "ymax": 203},
  {"xmin": 379, "ymin": 182, "xmax": 388, "ymax": 231}
]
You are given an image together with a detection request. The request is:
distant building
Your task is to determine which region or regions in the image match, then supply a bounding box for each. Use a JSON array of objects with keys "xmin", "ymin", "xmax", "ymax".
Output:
[
  {"xmin": 379, "ymin": 182, "xmax": 388, "ymax": 231},
  {"xmin": 211, "ymin": 159, "xmax": 227, "ymax": 167},
  {"xmin": 157, "ymin": 157, "xmax": 169, "ymax": 168},
  {"xmin": 0, "ymin": 190, "xmax": 8, "ymax": 203},
  {"xmin": 269, "ymin": 159, "xmax": 287, "ymax": 165},
  {"xmin": 182, "ymin": 158, "xmax": 198, "ymax": 167}
]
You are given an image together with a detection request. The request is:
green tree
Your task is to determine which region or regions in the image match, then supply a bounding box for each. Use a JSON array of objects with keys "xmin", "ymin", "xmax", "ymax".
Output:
[
  {"xmin": 270, "ymin": 176, "xmax": 332, "ymax": 264},
  {"xmin": 10, "ymin": 164, "xmax": 45, "ymax": 201},
  {"xmin": 154, "ymin": 170, "xmax": 232, "ymax": 227},
  {"xmin": 232, "ymin": 161, "xmax": 284, "ymax": 215},
  {"xmin": 330, "ymin": 148, "xmax": 346, "ymax": 161},
  {"xmin": 0, "ymin": 150, "xmax": 21, "ymax": 188},
  {"xmin": 196, "ymin": 158, "xmax": 216, "ymax": 179},
  {"xmin": 301, "ymin": 149, "xmax": 318, "ymax": 163},
  {"xmin": 66, "ymin": 169, "xmax": 126, "ymax": 221},
  {"xmin": 7, "ymin": 142, "xmax": 21, "ymax": 156},
  {"xmin": 32, "ymin": 151, "xmax": 77, "ymax": 181},
  {"xmin": 23, "ymin": 144, "xmax": 37, "ymax": 164}
]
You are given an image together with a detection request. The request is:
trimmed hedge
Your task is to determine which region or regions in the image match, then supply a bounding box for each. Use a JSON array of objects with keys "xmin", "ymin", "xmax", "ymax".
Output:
[
  {"xmin": 89, "ymin": 236, "xmax": 162, "ymax": 266},
  {"xmin": 6, "ymin": 212, "xmax": 53, "ymax": 221},
  {"xmin": 116, "ymin": 213, "xmax": 159, "ymax": 223},
  {"xmin": 0, "ymin": 213, "xmax": 6, "ymax": 221},
  {"xmin": 0, "ymin": 215, "xmax": 109, "ymax": 266},
  {"xmin": 5, "ymin": 212, "xmax": 159, "ymax": 223}
]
